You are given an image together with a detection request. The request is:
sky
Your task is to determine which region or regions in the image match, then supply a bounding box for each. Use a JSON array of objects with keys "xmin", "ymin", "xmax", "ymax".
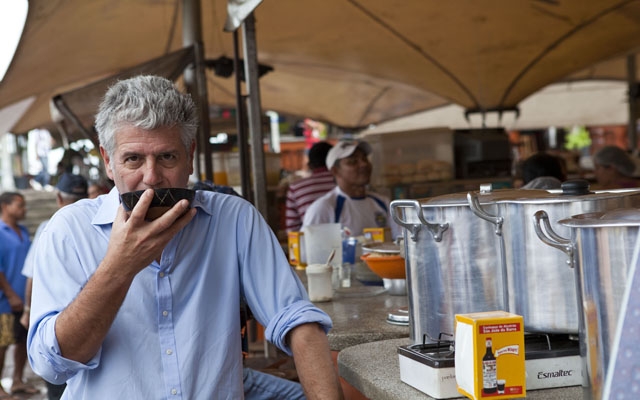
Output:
[{"xmin": 0, "ymin": 0, "xmax": 28, "ymax": 82}]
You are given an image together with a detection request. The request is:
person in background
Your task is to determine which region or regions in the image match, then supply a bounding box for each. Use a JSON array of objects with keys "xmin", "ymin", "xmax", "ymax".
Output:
[
  {"xmin": 592, "ymin": 145, "xmax": 640, "ymax": 189},
  {"xmin": 21, "ymin": 173, "xmax": 88, "ymax": 400},
  {"xmin": 27, "ymin": 75, "xmax": 343, "ymax": 399},
  {"xmin": 302, "ymin": 140, "xmax": 400, "ymax": 238},
  {"xmin": 31, "ymin": 128, "xmax": 53, "ymax": 191},
  {"xmin": 285, "ymin": 141, "xmax": 335, "ymax": 232},
  {"xmin": 519, "ymin": 152, "xmax": 566, "ymax": 189},
  {"xmin": 87, "ymin": 181, "xmax": 111, "ymax": 199},
  {"xmin": 0, "ymin": 192, "xmax": 38, "ymax": 398}
]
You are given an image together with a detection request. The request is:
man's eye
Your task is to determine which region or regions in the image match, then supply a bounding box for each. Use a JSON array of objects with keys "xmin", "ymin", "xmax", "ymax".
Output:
[
  {"xmin": 160, "ymin": 154, "xmax": 176, "ymax": 161},
  {"xmin": 125, "ymin": 155, "xmax": 140, "ymax": 163}
]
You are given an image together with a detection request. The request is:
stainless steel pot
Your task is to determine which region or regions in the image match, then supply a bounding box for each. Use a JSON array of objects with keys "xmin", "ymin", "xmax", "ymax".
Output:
[
  {"xmin": 391, "ymin": 194, "xmax": 508, "ymax": 344},
  {"xmin": 535, "ymin": 208, "xmax": 640, "ymax": 400},
  {"xmin": 392, "ymin": 181, "xmax": 640, "ymax": 345},
  {"xmin": 468, "ymin": 181, "xmax": 640, "ymax": 333}
]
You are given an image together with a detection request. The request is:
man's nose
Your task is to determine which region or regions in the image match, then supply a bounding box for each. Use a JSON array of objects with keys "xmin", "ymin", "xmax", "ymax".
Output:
[{"xmin": 143, "ymin": 160, "xmax": 163, "ymax": 186}]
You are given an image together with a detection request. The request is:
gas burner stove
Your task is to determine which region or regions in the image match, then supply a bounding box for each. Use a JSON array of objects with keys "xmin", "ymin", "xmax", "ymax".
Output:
[
  {"xmin": 398, "ymin": 333, "xmax": 582, "ymax": 399},
  {"xmin": 386, "ymin": 306, "xmax": 409, "ymax": 326}
]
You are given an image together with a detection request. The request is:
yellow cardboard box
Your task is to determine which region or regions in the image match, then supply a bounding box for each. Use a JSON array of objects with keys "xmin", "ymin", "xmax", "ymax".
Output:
[
  {"xmin": 287, "ymin": 231, "xmax": 306, "ymax": 269},
  {"xmin": 363, "ymin": 227, "xmax": 391, "ymax": 243},
  {"xmin": 455, "ymin": 311, "xmax": 526, "ymax": 399}
]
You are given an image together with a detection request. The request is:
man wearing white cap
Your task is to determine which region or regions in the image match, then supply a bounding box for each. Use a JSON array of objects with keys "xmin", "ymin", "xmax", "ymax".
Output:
[{"xmin": 302, "ymin": 140, "xmax": 399, "ymax": 238}]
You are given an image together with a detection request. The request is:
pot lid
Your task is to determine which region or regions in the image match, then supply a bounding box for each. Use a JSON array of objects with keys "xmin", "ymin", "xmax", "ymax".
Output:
[
  {"xmin": 415, "ymin": 180, "xmax": 640, "ymax": 208},
  {"xmin": 559, "ymin": 208, "xmax": 640, "ymax": 228},
  {"xmin": 361, "ymin": 241, "xmax": 401, "ymax": 254}
]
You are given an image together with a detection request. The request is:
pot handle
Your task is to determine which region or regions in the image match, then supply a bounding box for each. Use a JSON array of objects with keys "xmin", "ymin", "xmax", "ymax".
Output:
[
  {"xmin": 533, "ymin": 210, "xmax": 574, "ymax": 268},
  {"xmin": 390, "ymin": 199, "xmax": 449, "ymax": 242},
  {"xmin": 467, "ymin": 192, "xmax": 504, "ymax": 236}
]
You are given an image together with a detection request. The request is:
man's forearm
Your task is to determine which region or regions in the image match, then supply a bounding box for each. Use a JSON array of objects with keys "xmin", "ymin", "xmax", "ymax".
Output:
[
  {"xmin": 0, "ymin": 272, "xmax": 16, "ymax": 296},
  {"xmin": 289, "ymin": 323, "xmax": 344, "ymax": 400},
  {"xmin": 0, "ymin": 272, "xmax": 22, "ymax": 309},
  {"xmin": 55, "ymin": 258, "xmax": 136, "ymax": 364}
]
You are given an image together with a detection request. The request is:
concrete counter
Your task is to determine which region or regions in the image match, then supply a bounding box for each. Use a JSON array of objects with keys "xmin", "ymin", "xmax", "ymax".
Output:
[
  {"xmin": 296, "ymin": 268, "xmax": 410, "ymax": 351},
  {"xmin": 338, "ymin": 338, "xmax": 585, "ymax": 400},
  {"xmin": 315, "ymin": 288, "xmax": 410, "ymax": 351}
]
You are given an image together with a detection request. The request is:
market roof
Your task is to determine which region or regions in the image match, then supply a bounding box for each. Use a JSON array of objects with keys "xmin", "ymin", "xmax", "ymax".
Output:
[{"xmin": 2, "ymin": 0, "xmax": 640, "ymax": 140}]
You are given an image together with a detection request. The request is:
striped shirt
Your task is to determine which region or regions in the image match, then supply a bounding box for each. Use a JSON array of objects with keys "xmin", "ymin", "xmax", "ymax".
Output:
[{"xmin": 285, "ymin": 168, "xmax": 335, "ymax": 232}]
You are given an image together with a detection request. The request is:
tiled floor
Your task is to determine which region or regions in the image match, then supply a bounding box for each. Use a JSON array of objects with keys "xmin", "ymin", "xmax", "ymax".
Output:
[{"xmin": 0, "ymin": 345, "xmax": 47, "ymax": 400}]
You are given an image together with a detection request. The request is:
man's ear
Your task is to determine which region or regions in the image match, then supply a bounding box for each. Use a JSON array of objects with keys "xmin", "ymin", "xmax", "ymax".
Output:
[
  {"xmin": 100, "ymin": 146, "xmax": 114, "ymax": 181},
  {"xmin": 188, "ymin": 140, "xmax": 196, "ymax": 175},
  {"xmin": 330, "ymin": 161, "xmax": 340, "ymax": 176}
]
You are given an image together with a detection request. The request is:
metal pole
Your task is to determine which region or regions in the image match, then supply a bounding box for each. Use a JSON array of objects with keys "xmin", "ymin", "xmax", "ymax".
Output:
[
  {"xmin": 233, "ymin": 30, "xmax": 253, "ymax": 203},
  {"xmin": 183, "ymin": 0, "xmax": 213, "ymax": 182},
  {"xmin": 0, "ymin": 133, "xmax": 16, "ymax": 191},
  {"xmin": 627, "ymin": 54, "xmax": 638, "ymax": 152},
  {"xmin": 241, "ymin": 13, "xmax": 268, "ymax": 217}
]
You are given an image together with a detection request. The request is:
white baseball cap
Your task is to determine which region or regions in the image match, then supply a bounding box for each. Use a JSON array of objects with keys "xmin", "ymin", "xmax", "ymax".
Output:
[{"xmin": 326, "ymin": 140, "xmax": 372, "ymax": 169}]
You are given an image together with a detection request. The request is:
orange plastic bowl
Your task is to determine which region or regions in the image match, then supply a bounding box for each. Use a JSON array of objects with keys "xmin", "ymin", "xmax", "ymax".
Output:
[{"xmin": 360, "ymin": 253, "xmax": 406, "ymax": 280}]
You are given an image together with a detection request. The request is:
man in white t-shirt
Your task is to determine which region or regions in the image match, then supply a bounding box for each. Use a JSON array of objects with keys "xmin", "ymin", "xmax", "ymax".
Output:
[{"xmin": 302, "ymin": 140, "xmax": 400, "ymax": 238}]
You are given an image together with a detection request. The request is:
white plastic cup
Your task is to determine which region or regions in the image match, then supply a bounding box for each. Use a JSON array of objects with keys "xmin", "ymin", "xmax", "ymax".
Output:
[{"xmin": 306, "ymin": 263, "xmax": 333, "ymax": 302}]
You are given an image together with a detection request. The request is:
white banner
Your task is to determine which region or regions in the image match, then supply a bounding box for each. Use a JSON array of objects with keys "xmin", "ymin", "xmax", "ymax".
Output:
[{"xmin": 224, "ymin": 0, "xmax": 263, "ymax": 31}]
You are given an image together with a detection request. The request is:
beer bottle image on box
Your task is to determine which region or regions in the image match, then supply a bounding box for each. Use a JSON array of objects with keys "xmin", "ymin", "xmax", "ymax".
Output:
[{"xmin": 483, "ymin": 337, "xmax": 497, "ymax": 394}]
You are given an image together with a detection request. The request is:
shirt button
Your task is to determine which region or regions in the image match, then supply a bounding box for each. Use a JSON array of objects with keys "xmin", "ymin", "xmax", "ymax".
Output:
[
  {"xmin": 159, "ymin": 272, "xmax": 165, "ymax": 278},
  {"xmin": 166, "ymin": 349, "xmax": 173, "ymax": 355},
  {"xmin": 162, "ymin": 310, "xmax": 169, "ymax": 317},
  {"xmin": 171, "ymin": 388, "xmax": 177, "ymax": 395}
]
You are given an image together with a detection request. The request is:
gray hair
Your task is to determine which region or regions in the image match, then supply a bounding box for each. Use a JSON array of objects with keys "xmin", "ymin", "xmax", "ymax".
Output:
[
  {"xmin": 95, "ymin": 75, "xmax": 199, "ymax": 158},
  {"xmin": 593, "ymin": 146, "xmax": 636, "ymax": 177}
]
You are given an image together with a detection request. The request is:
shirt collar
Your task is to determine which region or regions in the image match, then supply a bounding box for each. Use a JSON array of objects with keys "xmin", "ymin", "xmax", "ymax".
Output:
[
  {"xmin": 91, "ymin": 187, "xmax": 214, "ymax": 226},
  {"xmin": 335, "ymin": 185, "xmax": 367, "ymax": 200}
]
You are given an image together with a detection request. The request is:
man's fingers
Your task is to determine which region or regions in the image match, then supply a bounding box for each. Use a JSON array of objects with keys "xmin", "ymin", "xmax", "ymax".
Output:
[
  {"xmin": 129, "ymin": 189, "xmax": 155, "ymax": 221},
  {"xmin": 154, "ymin": 200, "xmax": 196, "ymax": 233}
]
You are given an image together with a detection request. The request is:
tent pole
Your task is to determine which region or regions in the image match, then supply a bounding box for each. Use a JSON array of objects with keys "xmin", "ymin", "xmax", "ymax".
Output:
[
  {"xmin": 52, "ymin": 95, "xmax": 98, "ymax": 148},
  {"xmin": 241, "ymin": 13, "xmax": 268, "ymax": 218},
  {"xmin": 233, "ymin": 30, "xmax": 253, "ymax": 203},
  {"xmin": 183, "ymin": 0, "xmax": 213, "ymax": 182},
  {"xmin": 628, "ymin": 54, "xmax": 638, "ymax": 152}
]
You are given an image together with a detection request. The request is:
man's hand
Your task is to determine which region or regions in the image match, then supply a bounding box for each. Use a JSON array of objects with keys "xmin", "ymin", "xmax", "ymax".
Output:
[
  {"xmin": 106, "ymin": 189, "xmax": 196, "ymax": 278},
  {"xmin": 20, "ymin": 310, "xmax": 29, "ymax": 329},
  {"xmin": 8, "ymin": 292, "xmax": 23, "ymax": 312}
]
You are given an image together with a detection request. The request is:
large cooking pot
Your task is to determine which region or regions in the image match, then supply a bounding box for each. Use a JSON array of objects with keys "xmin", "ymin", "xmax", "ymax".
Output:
[
  {"xmin": 391, "ymin": 193, "xmax": 509, "ymax": 344},
  {"xmin": 468, "ymin": 180, "xmax": 640, "ymax": 334},
  {"xmin": 534, "ymin": 208, "xmax": 640, "ymax": 400},
  {"xmin": 391, "ymin": 182, "xmax": 640, "ymax": 344}
]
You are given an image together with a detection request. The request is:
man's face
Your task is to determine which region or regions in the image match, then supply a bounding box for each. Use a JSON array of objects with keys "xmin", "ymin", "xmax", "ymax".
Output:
[
  {"xmin": 2, "ymin": 196, "xmax": 26, "ymax": 221},
  {"xmin": 593, "ymin": 163, "xmax": 615, "ymax": 186},
  {"xmin": 333, "ymin": 147, "xmax": 372, "ymax": 187},
  {"xmin": 101, "ymin": 125, "xmax": 195, "ymax": 193}
]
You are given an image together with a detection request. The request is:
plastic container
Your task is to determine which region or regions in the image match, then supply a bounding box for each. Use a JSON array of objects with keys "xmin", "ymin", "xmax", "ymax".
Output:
[
  {"xmin": 302, "ymin": 223, "xmax": 342, "ymax": 267},
  {"xmin": 306, "ymin": 264, "xmax": 333, "ymax": 302}
]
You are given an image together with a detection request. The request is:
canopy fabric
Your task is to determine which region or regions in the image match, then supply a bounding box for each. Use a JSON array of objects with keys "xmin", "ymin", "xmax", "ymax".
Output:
[
  {"xmin": 3, "ymin": 0, "xmax": 640, "ymax": 141},
  {"xmin": 50, "ymin": 46, "xmax": 195, "ymax": 142},
  {"xmin": 361, "ymin": 80, "xmax": 630, "ymax": 134}
]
